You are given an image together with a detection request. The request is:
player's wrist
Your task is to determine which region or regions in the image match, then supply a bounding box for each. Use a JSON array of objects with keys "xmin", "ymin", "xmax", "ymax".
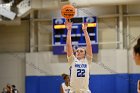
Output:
[
  {"xmin": 67, "ymin": 29, "xmax": 72, "ymax": 31},
  {"xmin": 83, "ymin": 29, "xmax": 87, "ymax": 32}
]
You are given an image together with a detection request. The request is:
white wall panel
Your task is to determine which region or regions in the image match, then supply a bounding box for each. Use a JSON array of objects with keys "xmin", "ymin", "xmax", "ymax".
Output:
[
  {"xmin": 98, "ymin": 18, "xmax": 117, "ymax": 48},
  {"xmin": 128, "ymin": 17, "xmax": 140, "ymax": 48},
  {"xmin": 26, "ymin": 49, "xmax": 128, "ymax": 76},
  {"xmin": 0, "ymin": 53, "xmax": 25, "ymax": 93},
  {"xmin": 38, "ymin": 22, "xmax": 52, "ymax": 51},
  {"xmin": 26, "ymin": 52, "xmax": 67, "ymax": 76}
]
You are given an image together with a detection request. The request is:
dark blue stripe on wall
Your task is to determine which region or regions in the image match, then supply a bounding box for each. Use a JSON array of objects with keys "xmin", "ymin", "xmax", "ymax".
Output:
[
  {"xmin": 129, "ymin": 74, "xmax": 140, "ymax": 93},
  {"xmin": 26, "ymin": 76, "xmax": 63, "ymax": 93},
  {"xmin": 26, "ymin": 74, "xmax": 140, "ymax": 93}
]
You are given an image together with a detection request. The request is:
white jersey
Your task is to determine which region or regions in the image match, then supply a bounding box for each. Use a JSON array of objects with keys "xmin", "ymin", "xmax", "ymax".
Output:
[
  {"xmin": 68, "ymin": 55, "xmax": 92, "ymax": 92},
  {"xmin": 62, "ymin": 82, "xmax": 71, "ymax": 93}
]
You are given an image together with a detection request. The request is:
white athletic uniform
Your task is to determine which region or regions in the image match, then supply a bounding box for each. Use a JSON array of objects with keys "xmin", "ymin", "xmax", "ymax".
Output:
[
  {"xmin": 68, "ymin": 55, "xmax": 92, "ymax": 93},
  {"xmin": 62, "ymin": 82, "xmax": 71, "ymax": 93}
]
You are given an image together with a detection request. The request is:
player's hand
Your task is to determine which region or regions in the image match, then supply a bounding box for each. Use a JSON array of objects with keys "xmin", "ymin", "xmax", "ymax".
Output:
[
  {"xmin": 65, "ymin": 20, "xmax": 72, "ymax": 31},
  {"xmin": 82, "ymin": 23, "xmax": 88, "ymax": 31}
]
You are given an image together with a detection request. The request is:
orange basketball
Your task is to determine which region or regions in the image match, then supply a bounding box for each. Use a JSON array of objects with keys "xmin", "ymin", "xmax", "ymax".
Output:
[{"xmin": 61, "ymin": 4, "xmax": 75, "ymax": 19}]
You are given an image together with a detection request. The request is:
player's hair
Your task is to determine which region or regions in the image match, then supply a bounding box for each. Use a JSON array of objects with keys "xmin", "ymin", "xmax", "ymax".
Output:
[
  {"xmin": 62, "ymin": 73, "xmax": 69, "ymax": 80},
  {"xmin": 133, "ymin": 44, "xmax": 140, "ymax": 54},
  {"xmin": 12, "ymin": 85, "xmax": 16, "ymax": 88},
  {"xmin": 74, "ymin": 47, "xmax": 86, "ymax": 55},
  {"xmin": 137, "ymin": 38, "xmax": 140, "ymax": 45}
]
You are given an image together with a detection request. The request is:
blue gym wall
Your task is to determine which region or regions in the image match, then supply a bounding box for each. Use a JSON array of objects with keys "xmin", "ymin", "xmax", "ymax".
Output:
[{"xmin": 26, "ymin": 74, "xmax": 140, "ymax": 93}]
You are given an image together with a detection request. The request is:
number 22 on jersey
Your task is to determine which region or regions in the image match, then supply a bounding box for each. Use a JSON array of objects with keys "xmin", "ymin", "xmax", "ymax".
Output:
[{"xmin": 77, "ymin": 69, "xmax": 85, "ymax": 77}]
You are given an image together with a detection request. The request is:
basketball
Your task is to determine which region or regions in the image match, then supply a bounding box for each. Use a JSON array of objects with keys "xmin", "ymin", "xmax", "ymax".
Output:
[{"xmin": 61, "ymin": 4, "xmax": 75, "ymax": 19}]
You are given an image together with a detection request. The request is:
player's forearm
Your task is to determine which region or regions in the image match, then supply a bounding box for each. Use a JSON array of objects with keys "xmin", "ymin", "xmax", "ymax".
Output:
[
  {"xmin": 83, "ymin": 30, "xmax": 92, "ymax": 48},
  {"xmin": 66, "ymin": 30, "xmax": 72, "ymax": 46},
  {"xmin": 66, "ymin": 30, "xmax": 73, "ymax": 56},
  {"xmin": 60, "ymin": 86, "xmax": 64, "ymax": 93},
  {"xmin": 83, "ymin": 30, "xmax": 92, "ymax": 56},
  {"xmin": 83, "ymin": 30, "xmax": 91, "ymax": 46}
]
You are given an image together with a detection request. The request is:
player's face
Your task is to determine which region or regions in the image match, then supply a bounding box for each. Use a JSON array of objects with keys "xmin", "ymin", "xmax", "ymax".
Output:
[
  {"xmin": 133, "ymin": 51, "xmax": 140, "ymax": 65},
  {"xmin": 75, "ymin": 48, "xmax": 86, "ymax": 59}
]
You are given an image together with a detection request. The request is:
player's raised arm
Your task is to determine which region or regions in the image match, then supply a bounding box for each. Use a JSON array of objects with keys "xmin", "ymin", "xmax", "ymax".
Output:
[
  {"xmin": 82, "ymin": 23, "xmax": 93, "ymax": 57},
  {"xmin": 65, "ymin": 21, "xmax": 73, "ymax": 57}
]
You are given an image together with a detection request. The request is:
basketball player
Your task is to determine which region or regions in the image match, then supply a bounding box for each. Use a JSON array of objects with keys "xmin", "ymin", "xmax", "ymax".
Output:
[
  {"xmin": 60, "ymin": 73, "xmax": 70, "ymax": 93},
  {"xmin": 65, "ymin": 21, "xmax": 92, "ymax": 93},
  {"xmin": 133, "ymin": 38, "xmax": 140, "ymax": 93},
  {"xmin": 133, "ymin": 38, "xmax": 140, "ymax": 65}
]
